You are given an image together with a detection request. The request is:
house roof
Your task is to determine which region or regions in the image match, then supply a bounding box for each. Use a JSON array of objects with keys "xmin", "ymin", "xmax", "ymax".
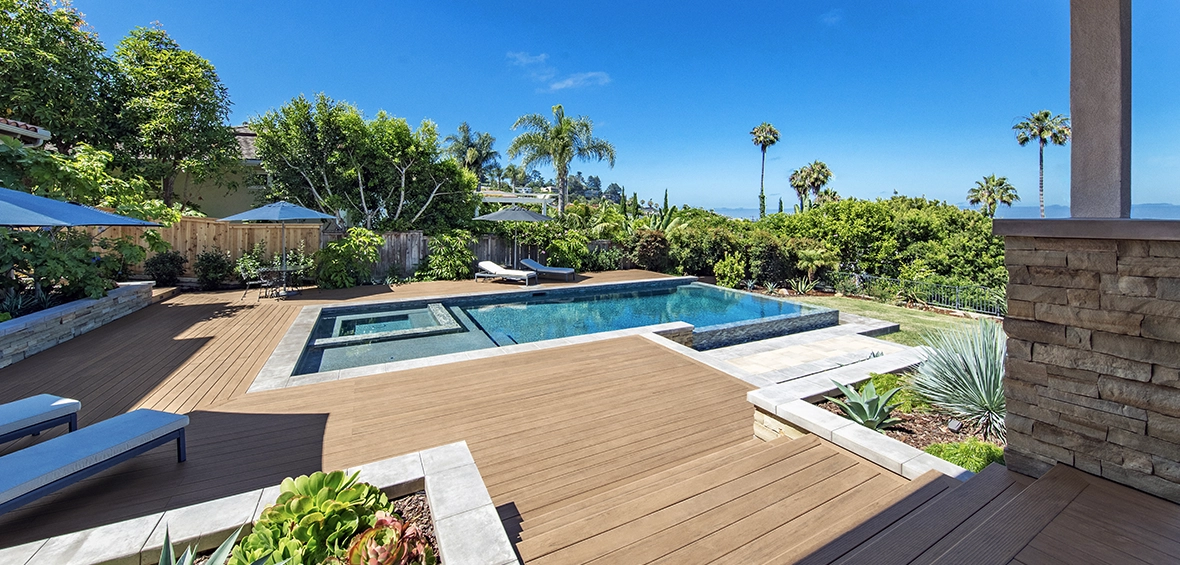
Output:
[{"xmin": 0, "ymin": 117, "xmax": 52, "ymax": 146}]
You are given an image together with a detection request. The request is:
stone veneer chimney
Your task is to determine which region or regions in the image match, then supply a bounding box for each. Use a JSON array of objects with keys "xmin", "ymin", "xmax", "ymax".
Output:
[{"xmin": 997, "ymin": 225, "xmax": 1180, "ymax": 503}]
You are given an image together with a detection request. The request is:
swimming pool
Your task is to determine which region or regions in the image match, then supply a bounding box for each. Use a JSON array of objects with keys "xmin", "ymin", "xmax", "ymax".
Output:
[{"xmin": 291, "ymin": 280, "xmax": 837, "ymax": 376}]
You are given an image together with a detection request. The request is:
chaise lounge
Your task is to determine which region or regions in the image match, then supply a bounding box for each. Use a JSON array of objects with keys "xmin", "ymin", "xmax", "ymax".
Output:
[
  {"xmin": 475, "ymin": 261, "xmax": 536, "ymax": 286},
  {"xmin": 520, "ymin": 258, "xmax": 576, "ymax": 282},
  {"xmin": 0, "ymin": 408, "xmax": 189, "ymax": 515},
  {"xmin": 0, "ymin": 394, "xmax": 80, "ymax": 445}
]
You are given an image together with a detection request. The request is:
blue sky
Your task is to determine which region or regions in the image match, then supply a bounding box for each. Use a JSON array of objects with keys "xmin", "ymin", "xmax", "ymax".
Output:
[{"xmin": 75, "ymin": 1, "xmax": 1180, "ymax": 212}]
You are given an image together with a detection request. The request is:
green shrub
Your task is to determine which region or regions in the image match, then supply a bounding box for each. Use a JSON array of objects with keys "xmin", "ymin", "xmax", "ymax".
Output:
[
  {"xmin": 862, "ymin": 372, "xmax": 930, "ymax": 414},
  {"xmin": 826, "ymin": 379, "xmax": 902, "ymax": 431},
  {"xmin": 144, "ymin": 250, "xmax": 187, "ymax": 287},
  {"xmin": 315, "ymin": 227, "xmax": 384, "ymax": 288},
  {"xmin": 912, "ymin": 319, "xmax": 1007, "ymax": 441},
  {"xmin": 418, "ymin": 229, "xmax": 475, "ymax": 281},
  {"xmin": 193, "ymin": 248, "xmax": 236, "ymax": 291},
  {"xmin": 628, "ymin": 229, "xmax": 669, "ymax": 272},
  {"xmin": 924, "ymin": 438, "xmax": 1005, "ymax": 473},
  {"xmin": 713, "ymin": 252, "xmax": 746, "ymax": 288},
  {"xmin": 229, "ymin": 470, "xmax": 392, "ymax": 565},
  {"xmin": 668, "ymin": 227, "xmax": 739, "ymax": 276},
  {"xmin": 584, "ymin": 246, "xmax": 623, "ymax": 272},
  {"xmin": 745, "ymin": 229, "xmax": 793, "ymax": 285},
  {"xmin": 545, "ymin": 230, "xmax": 590, "ymax": 270}
]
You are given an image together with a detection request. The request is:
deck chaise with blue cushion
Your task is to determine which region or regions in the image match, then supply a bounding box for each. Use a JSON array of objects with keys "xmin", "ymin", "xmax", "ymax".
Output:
[
  {"xmin": 520, "ymin": 258, "xmax": 576, "ymax": 281},
  {"xmin": 0, "ymin": 408, "xmax": 188, "ymax": 515},
  {"xmin": 0, "ymin": 394, "xmax": 81, "ymax": 445}
]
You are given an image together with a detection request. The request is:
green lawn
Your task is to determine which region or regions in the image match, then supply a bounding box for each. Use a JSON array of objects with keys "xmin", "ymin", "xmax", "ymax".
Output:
[{"xmin": 789, "ymin": 295, "xmax": 974, "ymax": 346}]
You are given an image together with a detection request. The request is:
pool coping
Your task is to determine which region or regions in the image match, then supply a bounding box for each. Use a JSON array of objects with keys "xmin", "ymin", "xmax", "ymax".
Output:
[{"xmin": 252, "ymin": 277, "xmax": 704, "ymax": 392}]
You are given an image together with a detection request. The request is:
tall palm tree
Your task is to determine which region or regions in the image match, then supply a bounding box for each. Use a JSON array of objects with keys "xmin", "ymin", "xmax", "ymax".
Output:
[
  {"xmin": 750, "ymin": 123, "xmax": 780, "ymax": 218},
  {"xmin": 445, "ymin": 122, "xmax": 500, "ymax": 183},
  {"xmin": 968, "ymin": 174, "xmax": 1020, "ymax": 218},
  {"xmin": 508, "ymin": 105, "xmax": 616, "ymax": 213},
  {"xmin": 1013, "ymin": 110, "xmax": 1071, "ymax": 218},
  {"xmin": 789, "ymin": 160, "xmax": 833, "ymax": 211},
  {"xmin": 502, "ymin": 163, "xmax": 528, "ymax": 192}
]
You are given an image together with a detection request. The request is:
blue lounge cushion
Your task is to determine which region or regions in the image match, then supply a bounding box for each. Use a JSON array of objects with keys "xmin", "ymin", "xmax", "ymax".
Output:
[
  {"xmin": 0, "ymin": 409, "xmax": 188, "ymax": 505},
  {"xmin": 520, "ymin": 258, "xmax": 574, "ymax": 275},
  {"xmin": 0, "ymin": 394, "xmax": 80, "ymax": 438}
]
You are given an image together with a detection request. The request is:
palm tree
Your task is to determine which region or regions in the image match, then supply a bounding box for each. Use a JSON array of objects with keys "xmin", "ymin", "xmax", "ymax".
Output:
[
  {"xmin": 445, "ymin": 122, "xmax": 500, "ymax": 183},
  {"xmin": 508, "ymin": 105, "xmax": 616, "ymax": 213},
  {"xmin": 750, "ymin": 123, "xmax": 780, "ymax": 218},
  {"xmin": 1013, "ymin": 110, "xmax": 1071, "ymax": 218},
  {"xmin": 502, "ymin": 163, "xmax": 528, "ymax": 192},
  {"xmin": 968, "ymin": 174, "xmax": 1020, "ymax": 218},
  {"xmin": 789, "ymin": 161, "xmax": 833, "ymax": 211}
]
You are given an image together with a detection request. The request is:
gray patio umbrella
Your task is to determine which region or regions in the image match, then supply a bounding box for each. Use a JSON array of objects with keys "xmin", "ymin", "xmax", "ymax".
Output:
[
  {"xmin": 0, "ymin": 186, "xmax": 159, "ymax": 227},
  {"xmin": 218, "ymin": 201, "xmax": 333, "ymax": 272},
  {"xmin": 473, "ymin": 205, "xmax": 553, "ymax": 268}
]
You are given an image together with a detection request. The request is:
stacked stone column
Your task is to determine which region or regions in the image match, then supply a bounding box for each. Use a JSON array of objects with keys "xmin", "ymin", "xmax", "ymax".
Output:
[{"xmin": 1004, "ymin": 235, "xmax": 1180, "ymax": 503}]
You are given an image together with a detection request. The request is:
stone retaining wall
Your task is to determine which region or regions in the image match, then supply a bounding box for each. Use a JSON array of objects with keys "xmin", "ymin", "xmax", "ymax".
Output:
[
  {"xmin": 0, "ymin": 282, "xmax": 153, "ymax": 370},
  {"xmin": 1003, "ymin": 236, "xmax": 1180, "ymax": 502}
]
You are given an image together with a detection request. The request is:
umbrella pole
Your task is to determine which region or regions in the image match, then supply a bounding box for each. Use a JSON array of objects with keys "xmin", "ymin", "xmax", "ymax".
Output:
[{"xmin": 281, "ymin": 222, "xmax": 287, "ymax": 292}]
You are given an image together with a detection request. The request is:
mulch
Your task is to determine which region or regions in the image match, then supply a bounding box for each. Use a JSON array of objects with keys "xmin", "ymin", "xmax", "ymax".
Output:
[
  {"xmin": 393, "ymin": 490, "xmax": 438, "ymax": 556},
  {"xmin": 816, "ymin": 399, "xmax": 995, "ymax": 451}
]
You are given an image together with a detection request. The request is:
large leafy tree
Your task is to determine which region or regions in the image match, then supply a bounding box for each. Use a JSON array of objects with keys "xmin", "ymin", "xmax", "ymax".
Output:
[
  {"xmin": 114, "ymin": 25, "xmax": 238, "ymax": 206},
  {"xmin": 0, "ymin": 0, "xmax": 122, "ymax": 153},
  {"xmin": 1013, "ymin": 110, "xmax": 1070, "ymax": 218},
  {"xmin": 507, "ymin": 104, "xmax": 616, "ymax": 213},
  {"xmin": 750, "ymin": 122, "xmax": 780, "ymax": 219},
  {"xmin": 444, "ymin": 122, "xmax": 499, "ymax": 183},
  {"xmin": 967, "ymin": 174, "xmax": 1019, "ymax": 218},
  {"xmin": 252, "ymin": 93, "xmax": 478, "ymax": 231}
]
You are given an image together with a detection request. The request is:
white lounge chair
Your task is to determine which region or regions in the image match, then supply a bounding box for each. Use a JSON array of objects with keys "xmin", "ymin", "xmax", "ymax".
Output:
[
  {"xmin": 520, "ymin": 258, "xmax": 575, "ymax": 282},
  {"xmin": 0, "ymin": 408, "xmax": 188, "ymax": 515},
  {"xmin": 475, "ymin": 261, "xmax": 536, "ymax": 286},
  {"xmin": 0, "ymin": 394, "xmax": 80, "ymax": 445}
]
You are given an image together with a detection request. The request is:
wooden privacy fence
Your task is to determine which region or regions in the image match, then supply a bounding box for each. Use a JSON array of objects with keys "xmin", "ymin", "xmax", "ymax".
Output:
[{"xmin": 97, "ymin": 216, "xmax": 323, "ymax": 276}]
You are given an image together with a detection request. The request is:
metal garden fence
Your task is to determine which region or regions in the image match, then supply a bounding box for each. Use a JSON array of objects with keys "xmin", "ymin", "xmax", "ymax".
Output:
[{"xmin": 830, "ymin": 272, "xmax": 1006, "ymax": 317}]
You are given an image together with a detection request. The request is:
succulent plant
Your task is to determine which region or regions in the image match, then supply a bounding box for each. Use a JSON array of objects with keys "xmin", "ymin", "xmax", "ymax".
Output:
[
  {"xmin": 159, "ymin": 526, "xmax": 278, "ymax": 565},
  {"xmin": 825, "ymin": 379, "xmax": 902, "ymax": 431},
  {"xmin": 345, "ymin": 511, "xmax": 436, "ymax": 565},
  {"xmin": 229, "ymin": 470, "xmax": 392, "ymax": 565}
]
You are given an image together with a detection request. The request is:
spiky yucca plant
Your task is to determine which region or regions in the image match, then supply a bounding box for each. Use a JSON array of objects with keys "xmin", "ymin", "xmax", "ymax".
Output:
[
  {"xmin": 912, "ymin": 318, "xmax": 1007, "ymax": 441},
  {"xmin": 825, "ymin": 380, "xmax": 902, "ymax": 431}
]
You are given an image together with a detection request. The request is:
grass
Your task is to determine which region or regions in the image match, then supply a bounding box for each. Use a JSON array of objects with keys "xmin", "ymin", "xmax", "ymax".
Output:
[
  {"xmin": 789, "ymin": 294, "xmax": 975, "ymax": 346},
  {"xmin": 923, "ymin": 437, "xmax": 1006, "ymax": 473}
]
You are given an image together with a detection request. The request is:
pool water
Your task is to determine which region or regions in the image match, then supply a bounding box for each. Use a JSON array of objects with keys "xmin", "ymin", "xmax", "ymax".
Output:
[
  {"xmin": 464, "ymin": 284, "xmax": 804, "ymax": 346},
  {"xmin": 293, "ymin": 282, "xmax": 828, "ymax": 375}
]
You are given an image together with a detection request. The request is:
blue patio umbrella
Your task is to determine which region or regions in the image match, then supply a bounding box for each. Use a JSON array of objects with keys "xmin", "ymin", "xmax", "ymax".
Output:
[
  {"xmin": 0, "ymin": 186, "xmax": 159, "ymax": 227},
  {"xmin": 473, "ymin": 205, "xmax": 553, "ymax": 267},
  {"xmin": 218, "ymin": 201, "xmax": 334, "ymax": 272}
]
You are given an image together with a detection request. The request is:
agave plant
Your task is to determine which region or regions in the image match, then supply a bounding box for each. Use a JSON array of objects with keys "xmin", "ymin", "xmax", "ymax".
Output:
[
  {"xmin": 743, "ymin": 279, "xmax": 757, "ymax": 292},
  {"xmin": 912, "ymin": 318, "xmax": 1007, "ymax": 441},
  {"xmin": 825, "ymin": 379, "xmax": 902, "ymax": 431},
  {"xmin": 788, "ymin": 277, "xmax": 818, "ymax": 295},
  {"xmin": 159, "ymin": 527, "xmax": 278, "ymax": 565},
  {"xmin": 763, "ymin": 281, "xmax": 779, "ymax": 295},
  {"xmin": 345, "ymin": 511, "xmax": 436, "ymax": 565}
]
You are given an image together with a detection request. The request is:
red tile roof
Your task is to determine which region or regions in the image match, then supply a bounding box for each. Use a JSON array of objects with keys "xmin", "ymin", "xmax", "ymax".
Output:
[{"xmin": 0, "ymin": 117, "xmax": 42, "ymax": 134}]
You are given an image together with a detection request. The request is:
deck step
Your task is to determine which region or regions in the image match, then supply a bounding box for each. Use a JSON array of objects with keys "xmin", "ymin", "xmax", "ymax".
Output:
[
  {"xmin": 520, "ymin": 437, "xmax": 777, "ymax": 536},
  {"xmin": 929, "ymin": 464, "xmax": 1090, "ymax": 565},
  {"xmin": 516, "ymin": 436, "xmax": 828, "ymax": 562},
  {"xmin": 829, "ymin": 463, "xmax": 1033, "ymax": 565}
]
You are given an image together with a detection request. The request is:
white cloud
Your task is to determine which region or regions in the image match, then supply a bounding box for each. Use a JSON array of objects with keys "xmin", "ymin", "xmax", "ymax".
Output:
[
  {"xmin": 506, "ymin": 52, "xmax": 548, "ymax": 66},
  {"xmin": 507, "ymin": 51, "xmax": 611, "ymax": 91},
  {"xmin": 820, "ymin": 9, "xmax": 844, "ymax": 27},
  {"xmin": 548, "ymin": 71, "xmax": 611, "ymax": 91}
]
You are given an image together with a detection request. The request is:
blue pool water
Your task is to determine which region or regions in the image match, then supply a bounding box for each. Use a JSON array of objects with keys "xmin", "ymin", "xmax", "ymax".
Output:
[
  {"xmin": 464, "ymin": 284, "xmax": 804, "ymax": 346},
  {"xmin": 293, "ymin": 281, "xmax": 830, "ymax": 375}
]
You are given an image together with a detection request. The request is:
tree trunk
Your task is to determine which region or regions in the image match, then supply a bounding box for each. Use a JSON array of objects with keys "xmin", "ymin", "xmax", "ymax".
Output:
[
  {"xmin": 759, "ymin": 149, "xmax": 767, "ymax": 218},
  {"xmin": 1038, "ymin": 140, "xmax": 1045, "ymax": 218},
  {"xmin": 162, "ymin": 174, "xmax": 175, "ymax": 206},
  {"xmin": 556, "ymin": 163, "xmax": 569, "ymax": 214}
]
